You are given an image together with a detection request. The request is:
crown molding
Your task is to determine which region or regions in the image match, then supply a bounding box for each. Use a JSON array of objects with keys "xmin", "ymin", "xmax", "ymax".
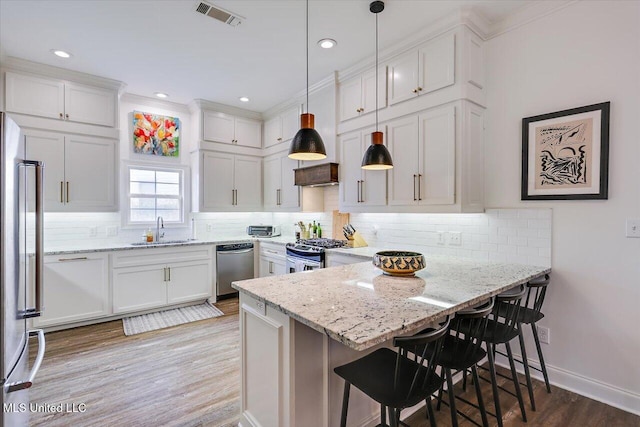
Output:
[
  {"xmin": 262, "ymin": 73, "xmax": 336, "ymax": 120},
  {"xmin": 1, "ymin": 56, "xmax": 126, "ymax": 92},
  {"xmin": 120, "ymin": 93, "xmax": 191, "ymax": 114},
  {"xmin": 486, "ymin": 0, "xmax": 577, "ymax": 39},
  {"xmin": 188, "ymin": 98, "xmax": 262, "ymax": 120}
]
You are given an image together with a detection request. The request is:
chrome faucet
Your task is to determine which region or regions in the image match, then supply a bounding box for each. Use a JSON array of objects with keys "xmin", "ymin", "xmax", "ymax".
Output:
[{"xmin": 155, "ymin": 216, "xmax": 164, "ymax": 242}]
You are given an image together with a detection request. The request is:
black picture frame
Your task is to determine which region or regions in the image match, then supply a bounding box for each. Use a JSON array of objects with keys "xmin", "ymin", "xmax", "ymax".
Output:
[{"xmin": 521, "ymin": 101, "xmax": 610, "ymax": 200}]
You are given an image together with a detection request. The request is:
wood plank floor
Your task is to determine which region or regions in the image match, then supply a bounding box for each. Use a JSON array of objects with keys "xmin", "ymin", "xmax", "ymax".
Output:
[{"xmin": 29, "ymin": 298, "xmax": 639, "ymax": 427}]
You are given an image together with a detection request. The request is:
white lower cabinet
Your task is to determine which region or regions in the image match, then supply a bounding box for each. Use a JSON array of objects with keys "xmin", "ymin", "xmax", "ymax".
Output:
[
  {"xmin": 112, "ymin": 246, "xmax": 213, "ymax": 315},
  {"xmin": 33, "ymin": 253, "xmax": 110, "ymax": 327},
  {"xmin": 258, "ymin": 243, "xmax": 286, "ymax": 277}
]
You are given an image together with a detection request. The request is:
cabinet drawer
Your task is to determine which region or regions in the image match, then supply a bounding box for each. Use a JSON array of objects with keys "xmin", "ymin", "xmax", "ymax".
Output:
[{"xmin": 112, "ymin": 245, "xmax": 213, "ymax": 268}]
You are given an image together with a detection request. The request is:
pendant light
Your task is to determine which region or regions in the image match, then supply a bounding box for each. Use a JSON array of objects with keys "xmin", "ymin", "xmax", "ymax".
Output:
[
  {"xmin": 361, "ymin": 0, "xmax": 393, "ymax": 170},
  {"xmin": 289, "ymin": 0, "xmax": 327, "ymax": 161}
]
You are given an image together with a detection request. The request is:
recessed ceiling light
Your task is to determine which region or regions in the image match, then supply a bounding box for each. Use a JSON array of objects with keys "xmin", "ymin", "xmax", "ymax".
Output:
[
  {"xmin": 154, "ymin": 92, "xmax": 169, "ymax": 99},
  {"xmin": 317, "ymin": 38, "xmax": 337, "ymax": 49},
  {"xmin": 51, "ymin": 49, "xmax": 72, "ymax": 58},
  {"xmin": 239, "ymin": 97, "xmax": 250, "ymax": 102}
]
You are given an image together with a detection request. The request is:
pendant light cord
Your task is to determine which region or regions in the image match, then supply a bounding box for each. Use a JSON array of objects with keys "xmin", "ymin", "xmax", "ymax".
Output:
[
  {"xmin": 375, "ymin": 10, "xmax": 378, "ymax": 132},
  {"xmin": 306, "ymin": 0, "xmax": 309, "ymax": 114}
]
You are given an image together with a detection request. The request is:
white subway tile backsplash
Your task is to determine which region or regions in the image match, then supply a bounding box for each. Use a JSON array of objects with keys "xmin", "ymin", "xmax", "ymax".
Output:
[{"xmin": 42, "ymin": 207, "xmax": 552, "ymax": 270}]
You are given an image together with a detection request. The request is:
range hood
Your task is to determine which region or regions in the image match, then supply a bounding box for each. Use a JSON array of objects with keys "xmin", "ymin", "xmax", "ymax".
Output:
[{"xmin": 294, "ymin": 163, "xmax": 339, "ymax": 187}]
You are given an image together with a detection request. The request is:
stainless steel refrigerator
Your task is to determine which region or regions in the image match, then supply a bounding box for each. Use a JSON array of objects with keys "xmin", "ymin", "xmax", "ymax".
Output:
[{"xmin": 1, "ymin": 112, "xmax": 46, "ymax": 427}]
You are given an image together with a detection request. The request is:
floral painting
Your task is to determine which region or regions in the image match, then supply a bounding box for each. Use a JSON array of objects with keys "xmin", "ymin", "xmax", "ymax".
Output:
[{"xmin": 133, "ymin": 111, "xmax": 180, "ymax": 157}]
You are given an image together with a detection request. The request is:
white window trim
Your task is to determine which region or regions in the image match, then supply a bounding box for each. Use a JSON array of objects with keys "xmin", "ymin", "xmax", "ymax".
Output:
[{"xmin": 121, "ymin": 161, "xmax": 190, "ymax": 229}]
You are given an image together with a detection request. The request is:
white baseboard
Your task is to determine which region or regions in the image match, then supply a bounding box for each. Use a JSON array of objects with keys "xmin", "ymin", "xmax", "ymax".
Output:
[{"xmin": 494, "ymin": 354, "xmax": 640, "ymax": 416}]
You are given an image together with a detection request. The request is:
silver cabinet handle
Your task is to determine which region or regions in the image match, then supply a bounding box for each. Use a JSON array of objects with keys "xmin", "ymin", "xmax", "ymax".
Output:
[
  {"xmin": 269, "ymin": 261, "xmax": 274, "ymax": 274},
  {"xmin": 413, "ymin": 174, "xmax": 417, "ymax": 201},
  {"xmin": 232, "ymin": 189, "xmax": 235, "ymax": 205},
  {"xmin": 60, "ymin": 181, "xmax": 64, "ymax": 203},
  {"xmin": 65, "ymin": 113, "xmax": 69, "ymax": 120},
  {"xmin": 418, "ymin": 174, "xmax": 422, "ymax": 201},
  {"xmin": 58, "ymin": 257, "xmax": 88, "ymax": 262},
  {"xmin": 163, "ymin": 267, "xmax": 167, "ymax": 282},
  {"xmin": 5, "ymin": 330, "xmax": 46, "ymax": 393},
  {"xmin": 360, "ymin": 180, "xmax": 365, "ymax": 203},
  {"xmin": 264, "ymin": 249, "xmax": 279, "ymax": 255},
  {"xmin": 59, "ymin": 112, "xmax": 64, "ymax": 119},
  {"xmin": 66, "ymin": 181, "xmax": 70, "ymax": 203},
  {"xmin": 168, "ymin": 267, "xmax": 171, "ymax": 282}
]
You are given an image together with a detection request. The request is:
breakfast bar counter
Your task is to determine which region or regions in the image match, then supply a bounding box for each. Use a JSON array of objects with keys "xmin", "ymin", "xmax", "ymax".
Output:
[{"xmin": 232, "ymin": 256, "xmax": 550, "ymax": 427}]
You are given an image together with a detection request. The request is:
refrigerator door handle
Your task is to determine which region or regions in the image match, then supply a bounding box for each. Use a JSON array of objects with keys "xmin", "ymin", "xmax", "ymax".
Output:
[
  {"xmin": 20, "ymin": 160, "xmax": 44, "ymax": 319},
  {"xmin": 4, "ymin": 330, "xmax": 46, "ymax": 393}
]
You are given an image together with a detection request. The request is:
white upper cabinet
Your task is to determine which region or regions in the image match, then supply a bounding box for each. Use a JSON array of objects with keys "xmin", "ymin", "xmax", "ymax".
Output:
[
  {"xmin": 388, "ymin": 34, "xmax": 455, "ymax": 106},
  {"xmin": 263, "ymin": 151, "xmax": 299, "ymax": 210},
  {"xmin": 5, "ymin": 72, "xmax": 117, "ymax": 127},
  {"xmin": 339, "ymin": 67, "xmax": 386, "ymax": 122},
  {"xmin": 200, "ymin": 151, "xmax": 262, "ymax": 211},
  {"xmin": 339, "ymin": 128, "xmax": 387, "ymax": 209},
  {"xmin": 263, "ymin": 106, "xmax": 300, "ymax": 148},
  {"xmin": 24, "ymin": 129, "xmax": 117, "ymax": 212},
  {"xmin": 203, "ymin": 111, "xmax": 262, "ymax": 148},
  {"xmin": 387, "ymin": 105, "xmax": 455, "ymax": 206}
]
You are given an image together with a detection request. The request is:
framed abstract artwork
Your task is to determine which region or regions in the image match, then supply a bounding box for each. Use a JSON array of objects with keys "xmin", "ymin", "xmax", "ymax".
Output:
[
  {"xmin": 521, "ymin": 102, "xmax": 610, "ymax": 200},
  {"xmin": 133, "ymin": 111, "xmax": 180, "ymax": 157}
]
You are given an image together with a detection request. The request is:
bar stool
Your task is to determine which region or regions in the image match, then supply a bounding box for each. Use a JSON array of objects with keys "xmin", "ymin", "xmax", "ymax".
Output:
[
  {"xmin": 476, "ymin": 285, "xmax": 528, "ymax": 427},
  {"xmin": 495, "ymin": 274, "xmax": 552, "ymax": 411},
  {"xmin": 434, "ymin": 298, "xmax": 494, "ymax": 427},
  {"xmin": 334, "ymin": 318, "xmax": 450, "ymax": 427}
]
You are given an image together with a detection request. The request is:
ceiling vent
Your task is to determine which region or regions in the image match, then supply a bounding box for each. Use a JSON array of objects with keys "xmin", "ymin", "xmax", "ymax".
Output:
[{"xmin": 195, "ymin": 1, "xmax": 243, "ymax": 27}]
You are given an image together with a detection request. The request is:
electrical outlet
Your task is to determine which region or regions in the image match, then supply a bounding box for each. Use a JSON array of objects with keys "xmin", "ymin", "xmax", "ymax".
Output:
[
  {"xmin": 437, "ymin": 231, "xmax": 446, "ymax": 245},
  {"xmin": 89, "ymin": 226, "xmax": 97, "ymax": 237},
  {"xmin": 537, "ymin": 326, "xmax": 550, "ymax": 344},
  {"xmin": 449, "ymin": 231, "xmax": 462, "ymax": 246},
  {"xmin": 206, "ymin": 223, "xmax": 213, "ymax": 232},
  {"xmin": 106, "ymin": 226, "xmax": 118, "ymax": 236},
  {"xmin": 626, "ymin": 219, "xmax": 640, "ymax": 238}
]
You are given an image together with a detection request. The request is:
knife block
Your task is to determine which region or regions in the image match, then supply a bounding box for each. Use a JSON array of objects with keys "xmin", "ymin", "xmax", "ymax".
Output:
[{"xmin": 348, "ymin": 231, "xmax": 368, "ymax": 248}]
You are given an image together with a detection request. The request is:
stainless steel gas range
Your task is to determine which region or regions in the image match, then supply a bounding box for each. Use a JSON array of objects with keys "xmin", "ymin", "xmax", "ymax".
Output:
[{"xmin": 285, "ymin": 239, "xmax": 348, "ymax": 273}]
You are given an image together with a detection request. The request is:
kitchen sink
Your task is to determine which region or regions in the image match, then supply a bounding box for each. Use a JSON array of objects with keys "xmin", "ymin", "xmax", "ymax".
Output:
[{"xmin": 131, "ymin": 239, "xmax": 193, "ymax": 246}]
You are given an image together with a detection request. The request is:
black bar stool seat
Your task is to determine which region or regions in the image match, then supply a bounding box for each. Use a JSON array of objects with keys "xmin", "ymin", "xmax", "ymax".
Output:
[
  {"xmin": 334, "ymin": 318, "xmax": 450, "ymax": 427},
  {"xmin": 334, "ymin": 347, "xmax": 443, "ymax": 409}
]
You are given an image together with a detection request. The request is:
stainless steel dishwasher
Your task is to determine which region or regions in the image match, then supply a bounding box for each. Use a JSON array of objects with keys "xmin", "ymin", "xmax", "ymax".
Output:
[{"xmin": 216, "ymin": 242, "xmax": 254, "ymax": 298}]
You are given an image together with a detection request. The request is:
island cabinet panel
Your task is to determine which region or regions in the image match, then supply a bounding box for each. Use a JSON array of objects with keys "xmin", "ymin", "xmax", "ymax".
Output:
[
  {"xmin": 240, "ymin": 293, "xmax": 292, "ymax": 427},
  {"xmin": 32, "ymin": 253, "xmax": 110, "ymax": 328}
]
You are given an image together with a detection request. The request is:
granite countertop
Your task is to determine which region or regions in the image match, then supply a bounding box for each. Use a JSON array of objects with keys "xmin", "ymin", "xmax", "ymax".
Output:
[
  {"xmin": 232, "ymin": 256, "xmax": 550, "ymax": 351},
  {"xmin": 43, "ymin": 234, "xmax": 293, "ymax": 255}
]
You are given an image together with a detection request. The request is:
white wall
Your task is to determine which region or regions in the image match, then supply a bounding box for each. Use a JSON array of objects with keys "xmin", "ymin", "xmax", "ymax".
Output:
[{"xmin": 484, "ymin": 1, "xmax": 640, "ymax": 413}]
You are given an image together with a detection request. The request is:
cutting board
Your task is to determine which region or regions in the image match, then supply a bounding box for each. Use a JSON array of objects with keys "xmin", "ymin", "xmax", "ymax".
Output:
[{"xmin": 332, "ymin": 210, "xmax": 350, "ymax": 241}]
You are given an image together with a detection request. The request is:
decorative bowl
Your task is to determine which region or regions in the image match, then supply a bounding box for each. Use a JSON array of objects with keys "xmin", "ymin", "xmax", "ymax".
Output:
[{"xmin": 372, "ymin": 251, "xmax": 425, "ymax": 276}]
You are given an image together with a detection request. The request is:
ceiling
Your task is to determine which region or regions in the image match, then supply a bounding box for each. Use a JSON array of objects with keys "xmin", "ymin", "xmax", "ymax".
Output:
[{"xmin": 1, "ymin": 0, "xmax": 536, "ymax": 112}]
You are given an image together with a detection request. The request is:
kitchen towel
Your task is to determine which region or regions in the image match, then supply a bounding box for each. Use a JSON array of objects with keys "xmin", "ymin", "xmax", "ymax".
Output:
[{"xmin": 122, "ymin": 302, "xmax": 224, "ymax": 336}]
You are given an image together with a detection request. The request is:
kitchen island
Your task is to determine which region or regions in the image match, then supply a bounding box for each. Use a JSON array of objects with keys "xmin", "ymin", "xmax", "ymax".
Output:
[{"xmin": 232, "ymin": 256, "xmax": 550, "ymax": 427}]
